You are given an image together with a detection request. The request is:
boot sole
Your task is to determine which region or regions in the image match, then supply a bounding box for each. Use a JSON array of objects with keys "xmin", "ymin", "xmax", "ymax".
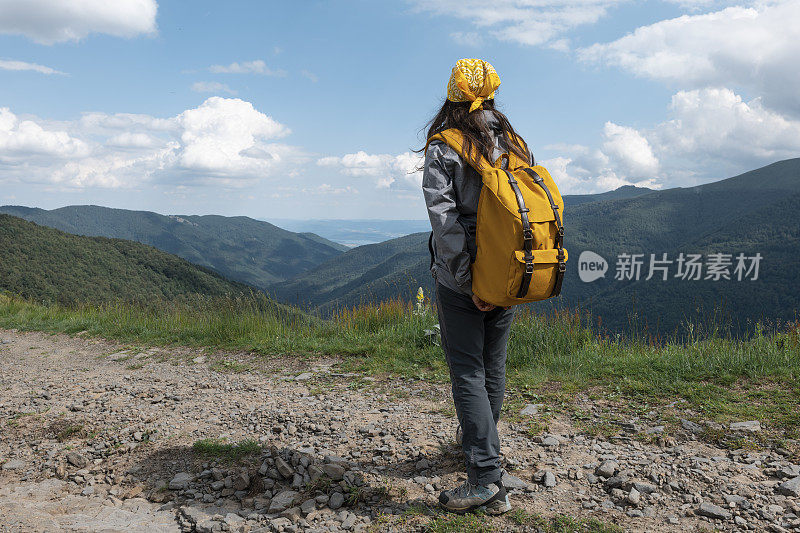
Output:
[{"xmin": 439, "ymin": 493, "xmax": 511, "ymax": 515}]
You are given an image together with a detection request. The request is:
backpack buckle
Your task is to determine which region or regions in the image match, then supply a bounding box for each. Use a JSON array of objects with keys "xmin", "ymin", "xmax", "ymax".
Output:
[
  {"xmin": 558, "ymin": 262, "xmax": 566, "ymax": 272},
  {"xmin": 523, "ymin": 228, "xmax": 533, "ymax": 240},
  {"xmin": 525, "ymin": 262, "xmax": 534, "ymax": 274}
]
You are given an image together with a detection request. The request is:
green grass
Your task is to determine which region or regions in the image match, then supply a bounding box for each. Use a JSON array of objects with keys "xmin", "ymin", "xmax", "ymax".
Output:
[
  {"xmin": 192, "ymin": 438, "xmax": 262, "ymax": 460},
  {"xmin": 509, "ymin": 509, "xmax": 622, "ymax": 532},
  {"xmin": 2, "ymin": 292, "xmax": 799, "ymax": 434},
  {"xmin": 56, "ymin": 423, "xmax": 85, "ymax": 441}
]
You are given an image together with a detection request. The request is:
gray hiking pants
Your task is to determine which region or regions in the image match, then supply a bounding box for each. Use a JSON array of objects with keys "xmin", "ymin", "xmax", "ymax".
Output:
[{"xmin": 435, "ymin": 282, "xmax": 515, "ymax": 486}]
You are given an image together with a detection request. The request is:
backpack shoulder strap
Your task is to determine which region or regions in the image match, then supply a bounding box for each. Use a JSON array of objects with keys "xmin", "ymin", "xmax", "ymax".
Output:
[{"xmin": 425, "ymin": 128, "xmax": 494, "ymax": 173}]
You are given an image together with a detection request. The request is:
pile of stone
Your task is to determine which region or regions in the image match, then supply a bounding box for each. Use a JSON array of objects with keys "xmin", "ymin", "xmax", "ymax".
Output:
[{"xmin": 168, "ymin": 446, "xmax": 376, "ymax": 532}]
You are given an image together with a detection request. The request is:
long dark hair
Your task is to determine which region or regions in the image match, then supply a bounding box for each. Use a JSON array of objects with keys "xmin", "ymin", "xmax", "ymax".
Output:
[{"xmin": 417, "ymin": 98, "xmax": 530, "ymax": 169}]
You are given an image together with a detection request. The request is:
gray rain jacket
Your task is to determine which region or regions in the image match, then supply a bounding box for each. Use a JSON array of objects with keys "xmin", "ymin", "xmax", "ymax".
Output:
[{"xmin": 422, "ymin": 110, "xmax": 532, "ymax": 297}]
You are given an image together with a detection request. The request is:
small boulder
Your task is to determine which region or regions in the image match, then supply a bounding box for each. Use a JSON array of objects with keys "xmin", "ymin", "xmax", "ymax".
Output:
[
  {"xmin": 680, "ymin": 419, "xmax": 703, "ymax": 434},
  {"xmin": 729, "ymin": 421, "xmax": 761, "ymax": 432},
  {"xmin": 268, "ymin": 490, "xmax": 299, "ymax": 513},
  {"xmin": 595, "ymin": 460, "xmax": 618, "ymax": 478},
  {"xmin": 321, "ymin": 463, "xmax": 346, "ymax": 481},
  {"xmin": 697, "ymin": 502, "xmax": 732, "ymax": 520},
  {"xmin": 541, "ymin": 436, "xmax": 560, "ymax": 448},
  {"xmin": 169, "ymin": 472, "xmax": 192, "ymax": 491},
  {"xmin": 1, "ymin": 459, "xmax": 25, "ymax": 471},
  {"xmin": 275, "ymin": 457, "xmax": 294, "ymax": 479},
  {"xmin": 776, "ymin": 476, "xmax": 800, "ymax": 497},
  {"xmin": 269, "ymin": 517, "xmax": 292, "ymax": 530},
  {"xmin": 779, "ymin": 465, "xmax": 800, "ymax": 479},
  {"xmin": 233, "ymin": 471, "xmax": 250, "ymax": 491},
  {"xmin": 66, "ymin": 452, "xmax": 88, "ymax": 469},
  {"xmin": 300, "ymin": 498, "xmax": 317, "ymax": 515},
  {"xmin": 329, "ymin": 492, "xmax": 345, "ymax": 510},
  {"xmin": 520, "ymin": 404, "xmax": 541, "ymax": 416}
]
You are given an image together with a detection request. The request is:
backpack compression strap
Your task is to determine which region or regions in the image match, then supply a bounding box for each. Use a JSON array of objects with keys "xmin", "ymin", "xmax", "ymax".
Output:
[
  {"xmin": 522, "ymin": 168, "xmax": 566, "ymax": 297},
  {"xmin": 503, "ymin": 170, "xmax": 535, "ymax": 298}
]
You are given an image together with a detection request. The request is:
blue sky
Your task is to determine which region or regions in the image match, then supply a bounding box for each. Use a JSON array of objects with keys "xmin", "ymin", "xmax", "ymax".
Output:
[{"xmin": 1, "ymin": 0, "xmax": 799, "ymax": 219}]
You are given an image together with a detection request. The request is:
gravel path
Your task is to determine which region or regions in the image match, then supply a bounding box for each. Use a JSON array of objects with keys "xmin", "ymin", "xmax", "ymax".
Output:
[{"xmin": 1, "ymin": 328, "xmax": 798, "ymax": 532}]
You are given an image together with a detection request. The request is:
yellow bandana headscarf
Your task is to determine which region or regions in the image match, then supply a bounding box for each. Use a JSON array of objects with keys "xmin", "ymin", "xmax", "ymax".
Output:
[{"xmin": 446, "ymin": 58, "xmax": 501, "ymax": 113}]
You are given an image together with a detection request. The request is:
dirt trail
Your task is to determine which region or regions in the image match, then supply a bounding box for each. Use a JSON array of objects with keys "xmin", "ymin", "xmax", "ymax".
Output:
[{"xmin": 1, "ymin": 329, "xmax": 798, "ymax": 532}]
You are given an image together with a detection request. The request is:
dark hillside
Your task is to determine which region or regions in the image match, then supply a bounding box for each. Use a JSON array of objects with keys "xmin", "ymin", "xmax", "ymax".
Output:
[
  {"xmin": 0, "ymin": 214, "xmax": 251, "ymax": 305},
  {"xmin": 0, "ymin": 205, "xmax": 347, "ymax": 289},
  {"xmin": 270, "ymin": 158, "xmax": 800, "ymax": 333}
]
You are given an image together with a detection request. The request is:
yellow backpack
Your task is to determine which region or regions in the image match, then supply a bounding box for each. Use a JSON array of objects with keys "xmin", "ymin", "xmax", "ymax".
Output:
[{"xmin": 427, "ymin": 128, "xmax": 567, "ymax": 307}]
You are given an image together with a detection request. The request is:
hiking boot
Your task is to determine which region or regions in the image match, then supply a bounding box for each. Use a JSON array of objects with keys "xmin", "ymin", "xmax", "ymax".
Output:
[{"xmin": 438, "ymin": 480, "xmax": 510, "ymax": 515}]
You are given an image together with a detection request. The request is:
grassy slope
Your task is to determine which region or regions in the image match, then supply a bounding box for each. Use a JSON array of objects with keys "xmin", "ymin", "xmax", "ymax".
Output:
[
  {"xmin": 0, "ymin": 204, "xmax": 347, "ymax": 289},
  {"xmin": 0, "ymin": 214, "xmax": 251, "ymax": 304}
]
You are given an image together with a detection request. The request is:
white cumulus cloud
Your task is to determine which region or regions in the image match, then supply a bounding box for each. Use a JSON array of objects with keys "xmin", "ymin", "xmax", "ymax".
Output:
[
  {"xmin": 0, "ymin": 107, "xmax": 88, "ymax": 160},
  {"xmin": 544, "ymin": 86, "xmax": 800, "ymax": 193},
  {"xmin": 106, "ymin": 132, "xmax": 164, "ymax": 149},
  {"xmin": 0, "ymin": 0, "xmax": 157, "ymax": 44},
  {"xmin": 653, "ymin": 87, "xmax": 800, "ymax": 172},
  {"xmin": 602, "ymin": 122, "xmax": 659, "ymax": 179},
  {"xmin": 318, "ymin": 151, "xmax": 423, "ymax": 189},
  {"xmin": 0, "ymin": 97, "xmax": 302, "ymax": 189},
  {"xmin": 175, "ymin": 97, "xmax": 290, "ymax": 178},
  {"xmin": 578, "ymin": 1, "xmax": 800, "ymax": 115}
]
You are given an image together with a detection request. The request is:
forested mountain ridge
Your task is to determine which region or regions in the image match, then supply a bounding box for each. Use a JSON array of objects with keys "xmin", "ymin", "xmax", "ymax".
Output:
[
  {"xmin": 269, "ymin": 158, "xmax": 800, "ymax": 334},
  {"xmin": 0, "ymin": 205, "xmax": 347, "ymax": 290},
  {"xmin": 0, "ymin": 214, "xmax": 251, "ymax": 305}
]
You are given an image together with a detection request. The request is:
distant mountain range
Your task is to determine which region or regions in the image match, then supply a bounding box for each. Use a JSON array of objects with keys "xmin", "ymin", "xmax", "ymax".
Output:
[
  {"xmin": 561, "ymin": 184, "xmax": 655, "ymax": 208},
  {"xmin": 267, "ymin": 219, "xmax": 433, "ymax": 247},
  {"xmin": 267, "ymin": 186, "xmax": 654, "ymax": 247},
  {"xmin": 0, "ymin": 205, "xmax": 347, "ymax": 290},
  {"xmin": 267, "ymin": 159, "xmax": 800, "ymax": 335},
  {"xmin": 1, "ymin": 214, "xmax": 249, "ymax": 305},
  {"xmin": 5, "ymin": 160, "xmax": 797, "ymax": 336}
]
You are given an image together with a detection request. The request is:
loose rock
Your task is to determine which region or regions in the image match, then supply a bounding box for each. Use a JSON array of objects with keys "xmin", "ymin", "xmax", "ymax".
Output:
[
  {"xmin": 697, "ymin": 502, "xmax": 732, "ymax": 520},
  {"xmin": 776, "ymin": 476, "xmax": 800, "ymax": 497}
]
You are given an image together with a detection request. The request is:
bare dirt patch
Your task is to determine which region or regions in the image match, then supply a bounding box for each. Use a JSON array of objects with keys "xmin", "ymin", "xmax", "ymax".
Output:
[{"xmin": 1, "ymin": 329, "xmax": 798, "ymax": 532}]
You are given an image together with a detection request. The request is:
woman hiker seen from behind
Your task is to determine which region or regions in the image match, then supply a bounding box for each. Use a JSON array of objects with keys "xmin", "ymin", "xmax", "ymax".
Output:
[
  {"xmin": 422, "ymin": 58, "xmax": 525, "ymax": 515},
  {"xmin": 421, "ymin": 58, "xmax": 566, "ymax": 515}
]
